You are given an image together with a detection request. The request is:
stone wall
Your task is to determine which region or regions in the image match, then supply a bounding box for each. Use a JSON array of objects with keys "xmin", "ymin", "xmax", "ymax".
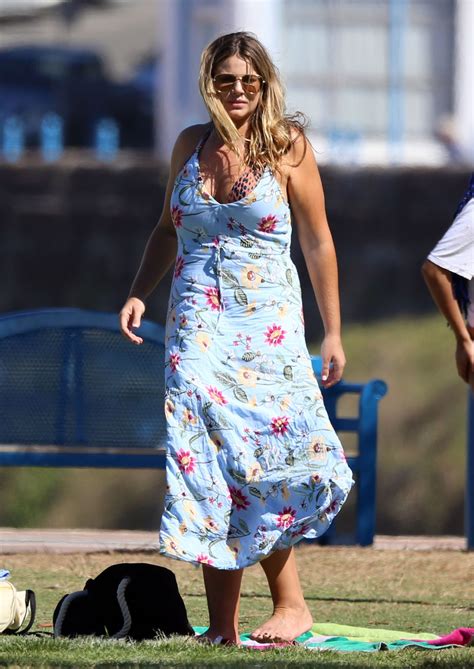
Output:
[{"xmin": 0, "ymin": 159, "xmax": 470, "ymax": 340}]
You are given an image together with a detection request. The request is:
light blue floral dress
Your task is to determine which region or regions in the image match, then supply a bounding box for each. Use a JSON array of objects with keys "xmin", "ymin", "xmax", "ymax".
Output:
[{"xmin": 159, "ymin": 135, "xmax": 353, "ymax": 569}]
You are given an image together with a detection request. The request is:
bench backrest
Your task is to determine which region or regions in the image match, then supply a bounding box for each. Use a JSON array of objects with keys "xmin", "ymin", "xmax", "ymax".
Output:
[{"xmin": 0, "ymin": 309, "xmax": 169, "ymax": 467}]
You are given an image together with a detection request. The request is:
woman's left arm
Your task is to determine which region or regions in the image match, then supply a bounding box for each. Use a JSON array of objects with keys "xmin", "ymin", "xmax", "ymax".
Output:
[{"xmin": 287, "ymin": 134, "xmax": 345, "ymax": 387}]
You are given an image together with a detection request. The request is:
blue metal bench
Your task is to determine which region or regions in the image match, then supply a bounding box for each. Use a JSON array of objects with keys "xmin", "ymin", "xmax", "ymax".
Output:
[{"xmin": 0, "ymin": 308, "xmax": 387, "ymax": 546}]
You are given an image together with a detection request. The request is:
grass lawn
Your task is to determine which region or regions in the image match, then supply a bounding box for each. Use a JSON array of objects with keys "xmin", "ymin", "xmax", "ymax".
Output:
[{"xmin": 1, "ymin": 545, "xmax": 473, "ymax": 667}]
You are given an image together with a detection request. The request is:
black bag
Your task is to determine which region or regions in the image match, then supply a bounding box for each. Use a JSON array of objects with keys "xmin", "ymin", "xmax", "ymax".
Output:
[{"xmin": 53, "ymin": 563, "xmax": 193, "ymax": 640}]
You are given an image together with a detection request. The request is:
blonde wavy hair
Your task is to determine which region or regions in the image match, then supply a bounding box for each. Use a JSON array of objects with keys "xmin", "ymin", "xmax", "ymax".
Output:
[{"xmin": 199, "ymin": 32, "xmax": 306, "ymax": 171}]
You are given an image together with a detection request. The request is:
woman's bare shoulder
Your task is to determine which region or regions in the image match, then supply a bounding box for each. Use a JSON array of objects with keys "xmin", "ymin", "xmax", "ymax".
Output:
[
  {"xmin": 288, "ymin": 126, "xmax": 311, "ymax": 164},
  {"xmin": 280, "ymin": 125, "xmax": 311, "ymax": 175},
  {"xmin": 167, "ymin": 123, "xmax": 210, "ymax": 177},
  {"xmin": 174, "ymin": 124, "xmax": 210, "ymax": 156}
]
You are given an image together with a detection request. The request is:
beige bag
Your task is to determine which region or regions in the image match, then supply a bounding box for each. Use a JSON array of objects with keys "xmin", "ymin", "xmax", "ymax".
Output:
[{"xmin": 0, "ymin": 580, "xmax": 36, "ymax": 634}]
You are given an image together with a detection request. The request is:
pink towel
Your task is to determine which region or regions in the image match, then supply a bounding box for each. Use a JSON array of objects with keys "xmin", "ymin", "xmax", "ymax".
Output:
[{"xmin": 423, "ymin": 628, "xmax": 474, "ymax": 646}]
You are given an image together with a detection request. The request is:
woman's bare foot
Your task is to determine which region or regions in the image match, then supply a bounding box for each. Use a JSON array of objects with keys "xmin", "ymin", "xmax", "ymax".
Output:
[{"xmin": 250, "ymin": 604, "xmax": 313, "ymax": 643}]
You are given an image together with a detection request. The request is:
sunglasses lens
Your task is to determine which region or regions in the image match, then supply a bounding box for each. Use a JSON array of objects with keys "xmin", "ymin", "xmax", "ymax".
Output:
[
  {"xmin": 213, "ymin": 74, "xmax": 262, "ymax": 94},
  {"xmin": 214, "ymin": 74, "xmax": 235, "ymax": 90},
  {"xmin": 242, "ymin": 75, "xmax": 261, "ymax": 93}
]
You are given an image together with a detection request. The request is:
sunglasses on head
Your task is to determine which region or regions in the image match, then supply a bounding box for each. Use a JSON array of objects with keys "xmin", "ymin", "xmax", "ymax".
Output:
[{"xmin": 212, "ymin": 73, "xmax": 264, "ymax": 95}]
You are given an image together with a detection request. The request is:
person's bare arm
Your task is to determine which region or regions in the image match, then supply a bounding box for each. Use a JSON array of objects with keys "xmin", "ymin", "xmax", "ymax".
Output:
[
  {"xmin": 287, "ymin": 133, "xmax": 345, "ymax": 387},
  {"xmin": 120, "ymin": 125, "xmax": 206, "ymax": 344},
  {"xmin": 422, "ymin": 259, "xmax": 474, "ymax": 384}
]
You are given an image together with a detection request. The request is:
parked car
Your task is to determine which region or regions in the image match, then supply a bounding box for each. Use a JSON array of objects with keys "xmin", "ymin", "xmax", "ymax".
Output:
[{"xmin": 0, "ymin": 45, "xmax": 154, "ymax": 148}]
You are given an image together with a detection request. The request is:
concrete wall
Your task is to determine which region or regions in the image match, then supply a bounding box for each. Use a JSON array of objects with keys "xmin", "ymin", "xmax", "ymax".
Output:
[{"xmin": 0, "ymin": 161, "xmax": 470, "ymax": 340}]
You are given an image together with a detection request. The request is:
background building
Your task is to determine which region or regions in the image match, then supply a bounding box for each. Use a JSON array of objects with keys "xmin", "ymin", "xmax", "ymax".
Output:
[{"xmin": 158, "ymin": 0, "xmax": 473, "ymax": 166}]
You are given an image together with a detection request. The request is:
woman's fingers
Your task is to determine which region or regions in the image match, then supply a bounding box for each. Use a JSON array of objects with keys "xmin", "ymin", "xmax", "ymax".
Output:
[
  {"xmin": 320, "ymin": 337, "xmax": 346, "ymax": 388},
  {"xmin": 322, "ymin": 357, "xmax": 344, "ymax": 388},
  {"xmin": 321, "ymin": 358, "xmax": 330, "ymax": 384},
  {"xmin": 119, "ymin": 300, "xmax": 145, "ymax": 345},
  {"xmin": 456, "ymin": 340, "xmax": 474, "ymax": 383}
]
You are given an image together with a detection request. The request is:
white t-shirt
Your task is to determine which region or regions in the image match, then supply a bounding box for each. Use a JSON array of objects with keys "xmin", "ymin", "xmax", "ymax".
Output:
[{"xmin": 427, "ymin": 198, "xmax": 474, "ymax": 325}]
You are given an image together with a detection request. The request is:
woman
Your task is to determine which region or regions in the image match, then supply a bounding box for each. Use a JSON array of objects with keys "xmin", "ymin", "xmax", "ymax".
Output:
[{"xmin": 120, "ymin": 32, "xmax": 353, "ymax": 645}]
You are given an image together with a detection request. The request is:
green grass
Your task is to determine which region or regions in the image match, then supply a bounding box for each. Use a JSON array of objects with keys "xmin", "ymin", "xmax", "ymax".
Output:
[
  {"xmin": 312, "ymin": 312, "xmax": 468, "ymax": 536},
  {"xmin": 1, "ymin": 547, "xmax": 473, "ymax": 667}
]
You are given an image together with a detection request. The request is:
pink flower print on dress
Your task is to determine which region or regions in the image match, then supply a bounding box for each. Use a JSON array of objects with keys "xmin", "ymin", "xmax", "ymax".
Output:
[
  {"xmin": 196, "ymin": 554, "xmax": 214, "ymax": 565},
  {"xmin": 229, "ymin": 486, "xmax": 250, "ymax": 510},
  {"xmin": 291, "ymin": 523, "xmax": 310, "ymax": 537},
  {"xmin": 276, "ymin": 506, "xmax": 296, "ymax": 529},
  {"xmin": 204, "ymin": 286, "xmax": 221, "ymax": 311},
  {"xmin": 176, "ymin": 449, "xmax": 196, "ymax": 474},
  {"xmin": 169, "ymin": 352, "xmax": 181, "ymax": 372},
  {"xmin": 258, "ymin": 214, "xmax": 278, "ymax": 233},
  {"xmin": 207, "ymin": 386, "xmax": 228, "ymax": 406},
  {"xmin": 265, "ymin": 324, "xmax": 286, "ymax": 346},
  {"xmin": 270, "ymin": 416, "xmax": 290, "ymax": 435},
  {"xmin": 174, "ymin": 255, "xmax": 185, "ymax": 278},
  {"xmin": 324, "ymin": 500, "xmax": 339, "ymax": 515},
  {"xmin": 171, "ymin": 205, "xmax": 183, "ymax": 228}
]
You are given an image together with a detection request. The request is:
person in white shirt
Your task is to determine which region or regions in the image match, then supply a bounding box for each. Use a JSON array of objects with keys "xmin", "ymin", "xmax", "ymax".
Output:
[{"xmin": 422, "ymin": 174, "xmax": 474, "ymax": 390}]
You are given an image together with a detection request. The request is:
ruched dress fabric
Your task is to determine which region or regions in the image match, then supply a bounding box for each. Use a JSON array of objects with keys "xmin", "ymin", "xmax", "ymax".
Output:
[{"xmin": 159, "ymin": 141, "xmax": 354, "ymax": 570}]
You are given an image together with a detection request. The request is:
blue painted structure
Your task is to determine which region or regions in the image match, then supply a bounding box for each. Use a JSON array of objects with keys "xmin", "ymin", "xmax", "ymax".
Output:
[
  {"xmin": 2, "ymin": 116, "xmax": 24, "ymax": 162},
  {"xmin": 95, "ymin": 118, "xmax": 119, "ymax": 162},
  {"xmin": 388, "ymin": 0, "xmax": 409, "ymax": 163},
  {"xmin": 0, "ymin": 308, "xmax": 387, "ymax": 546},
  {"xmin": 40, "ymin": 113, "xmax": 64, "ymax": 162}
]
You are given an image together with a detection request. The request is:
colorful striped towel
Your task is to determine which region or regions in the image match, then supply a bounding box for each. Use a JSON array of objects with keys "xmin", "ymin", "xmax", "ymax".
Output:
[{"xmin": 194, "ymin": 624, "xmax": 474, "ymax": 652}]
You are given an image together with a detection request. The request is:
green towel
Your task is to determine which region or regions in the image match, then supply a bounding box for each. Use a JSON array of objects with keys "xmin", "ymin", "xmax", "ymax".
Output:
[
  {"xmin": 307, "ymin": 637, "xmax": 445, "ymax": 652},
  {"xmin": 310, "ymin": 622, "xmax": 439, "ymax": 643}
]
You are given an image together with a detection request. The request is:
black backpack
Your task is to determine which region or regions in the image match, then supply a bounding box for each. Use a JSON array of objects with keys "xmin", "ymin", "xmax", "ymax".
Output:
[{"xmin": 53, "ymin": 563, "xmax": 194, "ymax": 640}]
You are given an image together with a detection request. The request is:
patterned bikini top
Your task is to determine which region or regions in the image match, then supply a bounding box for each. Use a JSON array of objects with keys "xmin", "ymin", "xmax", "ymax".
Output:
[{"xmin": 196, "ymin": 129, "xmax": 265, "ymax": 204}]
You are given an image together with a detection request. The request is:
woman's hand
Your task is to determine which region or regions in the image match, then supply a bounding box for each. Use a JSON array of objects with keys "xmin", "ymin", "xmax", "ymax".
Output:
[
  {"xmin": 456, "ymin": 336, "xmax": 474, "ymax": 384},
  {"xmin": 119, "ymin": 297, "xmax": 146, "ymax": 345},
  {"xmin": 320, "ymin": 334, "xmax": 346, "ymax": 388}
]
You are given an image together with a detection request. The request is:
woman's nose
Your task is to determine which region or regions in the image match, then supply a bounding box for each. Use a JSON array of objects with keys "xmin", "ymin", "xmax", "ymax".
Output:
[{"xmin": 232, "ymin": 78, "xmax": 245, "ymax": 93}]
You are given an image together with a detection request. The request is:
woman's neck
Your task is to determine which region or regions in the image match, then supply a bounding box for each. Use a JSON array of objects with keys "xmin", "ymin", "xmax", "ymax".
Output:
[
  {"xmin": 231, "ymin": 115, "xmax": 253, "ymax": 138},
  {"xmin": 211, "ymin": 127, "xmax": 248, "ymax": 154}
]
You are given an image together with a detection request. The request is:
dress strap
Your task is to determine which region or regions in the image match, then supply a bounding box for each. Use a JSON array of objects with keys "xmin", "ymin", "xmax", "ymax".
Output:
[{"xmin": 195, "ymin": 126, "xmax": 213, "ymax": 156}]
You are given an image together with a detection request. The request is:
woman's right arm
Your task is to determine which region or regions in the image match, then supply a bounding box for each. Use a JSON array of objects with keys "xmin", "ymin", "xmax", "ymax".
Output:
[
  {"xmin": 119, "ymin": 125, "xmax": 204, "ymax": 344},
  {"xmin": 421, "ymin": 260, "xmax": 474, "ymax": 384}
]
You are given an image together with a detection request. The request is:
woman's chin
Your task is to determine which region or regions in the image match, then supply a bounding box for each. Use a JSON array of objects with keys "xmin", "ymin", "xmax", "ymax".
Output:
[{"xmin": 225, "ymin": 108, "xmax": 252, "ymax": 126}]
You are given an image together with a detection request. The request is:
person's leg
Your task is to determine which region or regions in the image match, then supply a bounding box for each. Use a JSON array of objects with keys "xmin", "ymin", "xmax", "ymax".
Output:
[
  {"xmin": 250, "ymin": 547, "xmax": 313, "ymax": 642},
  {"xmin": 200, "ymin": 564, "xmax": 243, "ymax": 644}
]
